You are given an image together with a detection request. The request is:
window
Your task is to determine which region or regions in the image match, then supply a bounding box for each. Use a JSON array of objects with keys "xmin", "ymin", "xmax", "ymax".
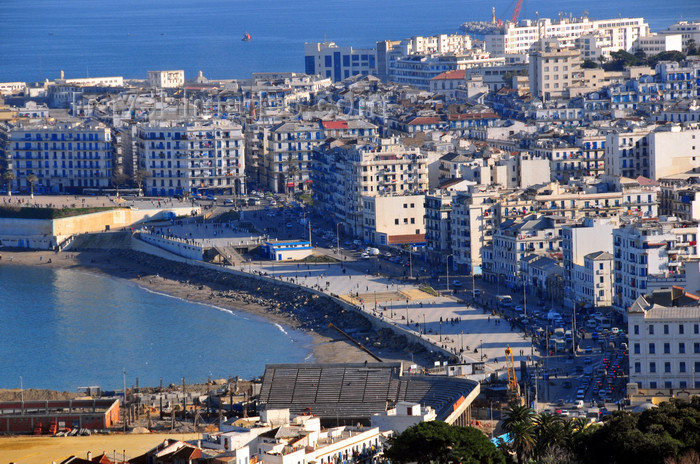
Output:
[
  {"xmin": 695, "ymin": 342, "xmax": 700, "ymax": 354},
  {"xmin": 634, "ymin": 343, "xmax": 640, "ymax": 354},
  {"xmin": 679, "ymin": 324, "xmax": 685, "ymax": 334},
  {"xmin": 634, "ymin": 325, "xmax": 639, "ymax": 335},
  {"xmin": 665, "ymin": 381, "xmax": 673, "ymax": 389},
  {"xmin": 649, "ymin": 343, "xmax": 656, "ymax": 354},
  {"xmin": 679, "ymin": 343, "xmax": 685, "ymax": 354},
  {"xmin": 664, "ymin": 343, "xmax": 670, "ymax": 354},
  {"xmin": 680, "ymin": 362, "xmax": 686, "ymax": 373},
  {"xmin": 696, "ymin": 361, "xmax": 700, "ymax": 372},
  {"xmin": 664, "ymin": 324, "xmax": 669, "ymax": 334},
  {"xmin": 394, "ymin": 219, "xmax": 399, "ymax": 225},
  {"xmin": 650, "ymin": 381, "xmax": 657, "ymax": 388},
  {"xmin": 634, "ymin": 362, "xmax": 641, "ymax": 373},
  {"xmin": 649, "ymin": 325, "xmax": 654, "ymax": 334},
  {"xmin": 665, "ymin": 362, "xmax": 671, "ymax": 373},
  {"xmin": 650, "ymin": 362, "xmax": 656, "ymax": 373},
  {"xmin": 695, "ymin": 324, "xmax": 699, "ymax": 334}
]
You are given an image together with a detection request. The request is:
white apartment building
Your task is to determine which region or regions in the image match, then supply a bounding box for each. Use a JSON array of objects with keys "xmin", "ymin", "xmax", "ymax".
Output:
[
  {"xmin": 659, "ymin": 173, "xmax": 700, "ymax": 221},
  {"xmin": 451, "ymin": 190, "xmax": 499, "ymax": 273},
  {"xmin": 2, "ymin": 119, "xmax": 113, "ymax": 194},
  {"xmin": 575, "ymin": 251, "xmax": 615, "ymax": 307},
  {"xmin": 613, "ymin": 218, "xmax": 699, "ymax": 311},
  {"xmin": 362, "ymin": 194, "xmax": 425, "ymax": 246},
  {"xmin": 528, "ymin": 41, "xmax": 582, "ymax": 101},
  {"xmin": 313, "ymin": 138, "xmax": 429, "ymax": 238},
  {"xmin": 662, "ymin": 21, "xmax": 700, "ymax": 52},
  {"xmin": 136, "ymin": 118, "xmax": 245, "ymax": 197},
  {"xmin": 648, "ymin": 125, "xmax": 700, "ymax": 180},
  {"xmin": 604, "ymin": 127, "xmax": 655, "ymax": 179},
  {"xmin": 635, "ymin": 34, "xmax": 683, "ymax": 55},
  {"xmin": 489, "ymin": 215, "xmax": 565, "ymax": 286},
  {"xmin": 263, "ymin": 121, "xmax": 322, "ymax": 194},
  {"xmin": 628, "ymin": 289, "xmax": 700, "ymax": 391},
  {"xmin": 377, "ymin": 33, "xmax": 473, "ymax": 79},
  {"xmin": 484, "ymin": 16, "xmax": 649, "ymax": 57},
  {"xmin": 388, "ymin": 52, "xmax": 505, "ymax": 90},
  {"xmin": 147, "ymin": 70, "xmax": 185, "ymax": 88},
  {"xmin": 304, "ymin": 42, "xmax": 376, "ymax": 82},
  {"xmin": 562, "ymin": 218, "xmax": 616, "ymax": 297}
]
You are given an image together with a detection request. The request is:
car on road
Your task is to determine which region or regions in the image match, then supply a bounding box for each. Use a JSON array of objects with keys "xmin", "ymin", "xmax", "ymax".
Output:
[
  {"xmin": 452, "ymin": 280, "xmax": 463, "ymax": 287},
  {"xmin": 575, "ymin": 400, "xmax": 584, "ymax": 409},
  {"xmin": 473, "ymin": 289, "xmax": 482, "ymax": 297},
  {"xmin": 224, "ymin": 198, "xmax": 234, "ymax": 205},
  {"xmin": 584, "ymin": 357, "xmax": 592, "ymax": 364},
  {"xmin": 514, "ymin": 305, "xmax": 523, "ymax": 312},
  {"xmin": 286, "ymin": 222, "xmax": 293, "ymax": 228},
  {"xmin": 361, "ymin": 253, "xmax": 370, "ymax": 259}
]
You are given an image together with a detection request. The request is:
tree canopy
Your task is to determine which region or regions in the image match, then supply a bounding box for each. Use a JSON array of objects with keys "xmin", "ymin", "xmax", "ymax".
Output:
[{"xmin": 384, "ymin": 421, "xmax": 505, "ymax": 464}]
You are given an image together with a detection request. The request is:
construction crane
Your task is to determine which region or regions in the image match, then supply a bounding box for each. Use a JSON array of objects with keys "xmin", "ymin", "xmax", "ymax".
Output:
[
  {"xmin": 510, "ymin": 0, "xmax": 523, "ymax": 24},
  {"xmin": 505, "ymin": 346, "xmax": 522, "ymax": 403}
]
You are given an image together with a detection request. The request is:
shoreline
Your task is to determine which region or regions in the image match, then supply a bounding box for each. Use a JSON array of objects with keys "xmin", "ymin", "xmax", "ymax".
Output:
[{"xmin": 0, "ymin": 249, "xmax": 433, "ymax": 385}]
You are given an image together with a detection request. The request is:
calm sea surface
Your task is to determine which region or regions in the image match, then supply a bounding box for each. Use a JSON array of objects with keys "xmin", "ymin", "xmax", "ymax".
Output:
[
  {"xmin": 0, "ymin": 265, "xmax": 313, "ymax": 391},
  {"xmin": 0, "ymin": 0, "xmax": 698, "ymax": 83}
]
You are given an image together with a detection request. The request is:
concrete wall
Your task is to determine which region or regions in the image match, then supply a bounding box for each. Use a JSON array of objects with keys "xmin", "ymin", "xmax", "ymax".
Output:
[
  {"xmin": 0, "ymin": 206, "xmax": 198, "ymax": 250},
  {"xmin": 137, "ymin": 233, "xmax": 205, "ymax": 260}
]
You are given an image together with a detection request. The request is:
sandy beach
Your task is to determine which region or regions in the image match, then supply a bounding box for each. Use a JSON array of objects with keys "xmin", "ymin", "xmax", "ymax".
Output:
[{"xmin": 0, "ymin": 248, "xmax": 425, "ymax": 368}]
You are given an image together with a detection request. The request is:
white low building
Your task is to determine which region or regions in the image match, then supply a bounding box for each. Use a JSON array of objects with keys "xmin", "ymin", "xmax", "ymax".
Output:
[{"xmin": 371, "ymin": 401, "xmax": 436, "ymax": 434}]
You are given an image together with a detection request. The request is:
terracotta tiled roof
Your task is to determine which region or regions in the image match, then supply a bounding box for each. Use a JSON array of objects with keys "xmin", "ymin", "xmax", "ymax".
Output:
[{"xmin": 322, "ymin": 120, "xmax": 349, "ymax": 129}]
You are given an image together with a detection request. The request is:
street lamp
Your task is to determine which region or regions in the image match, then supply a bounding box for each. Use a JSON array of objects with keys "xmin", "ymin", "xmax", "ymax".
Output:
[
  {"xmin": 336, "ymin": 221, "xmax": 343, "ymax": 254},
  {"xmin": 446, "ymin": 254, "xmax": 453, "ymax": 291},
  {"xmin": 405, "ymin": 299, "xmax": 409, "ymax": 325},
  {"xmin": 480, "ymin": 339, "xmax": 484, "ymax": 361}
]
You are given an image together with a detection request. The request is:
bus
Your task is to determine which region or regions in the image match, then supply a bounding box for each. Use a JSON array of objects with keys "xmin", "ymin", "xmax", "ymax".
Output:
[{"xmin": 496, "ymin": 295, "xmax": 513, "ymax": 308}]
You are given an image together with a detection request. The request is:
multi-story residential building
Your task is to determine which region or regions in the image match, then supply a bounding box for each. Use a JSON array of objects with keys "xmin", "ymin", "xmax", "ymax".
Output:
[
  {"xmin": 425, "ymin": 190, "xmax": 456, "ymax": 263},
  {"xmin": 628, "ymin": 289, "xmax": 700, "ymax": 391},
  {"xmin": 484, "ymin": 16, "xmax": 649, "ymax": 57},
  {"xmin": 147, "ymin": 70, "xmax": 185, "ymax": 88},
  {"xmin": 635, "ymin": 34, "xmax": 683, "ymax": 55},
  {"xmin": 575, "ymin": 251, "xmax": 615, "ymax": 308},
  {"xmin": 528, "ymin": 41, "xmax": 583, "ymax": 101},
  {"xmin": 362, "ymin": 194, "xmax": 425, "ymax": 246},
  {"xmin": 377, "ymin": 33, "xmax": 474, "ymax": 79},
  {"xmin": 613, "ymin": 218, "xmax": 698, "ymax": 311},
  {"xmin": 304, "ymin": 42, "xmax": 376, "ymax": 82},
  {"xmin": 606, "ymin": 125, "xmax": 700, "ymax": 180},
  {"xmin": 1, "ymin": 119, "xmax": 113, "ymax": 194},
  {"xmin": 661, "ymin": 21, "xmax": 700, "ymax": 52},
  {"xmin": 562, "ymin": 218, "xmax": 616, "ymax": 298},
  {"xmin": 313, "ymin": 137, "xmax": 429, "ymax": 238},
  {"xmin": 388, "ymin": 52, "xmax": 505, "ymax": 90},
  {"xmin": 263, "ymin": 121, "xmax": 323, "ymax": 194},
  {"xmin": 136, "ymin": 118, "xmax": 245, "ymax": 197},
  {"xmin": 451, "ymin": 189, "xmax": 499, "ymax": 273},
  {"xmin": 659, "ymin": 173, "xmax": 700, "ymax": 221},
  {"xmin": 604, "ymin": 126, "xmax": 655, "ymax": 179},
  {"xmin": 488, "ymin": 215, "xmax": 566, "ymax": 287}
]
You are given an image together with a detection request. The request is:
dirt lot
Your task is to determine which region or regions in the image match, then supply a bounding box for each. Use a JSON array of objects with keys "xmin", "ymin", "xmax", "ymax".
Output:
[{"xmin": 0, "ymin": 432, "xmax": 201, "ymax": 464}]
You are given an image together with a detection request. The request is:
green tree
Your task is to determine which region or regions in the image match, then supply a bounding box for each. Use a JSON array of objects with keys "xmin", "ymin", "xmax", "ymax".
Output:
[
  {"xmin": 26, "ymin": 173, "xmax": 38, "ymax": 199},
  {"xmin": 581, "ymin": 59, "xmax": 599, "ymax": 69},
  {"xmin": 647, "ymin": 51, "xmax": 686, "ymax": 68},
  {"xmin": 3, "ymin": 170, "xmax": 15, "ymax": 196},
  {"xmin": 384, "ymin": 421, "xmax": 505, "ymax": 464},
  {"xmin": 687, "ymin": 39, "xmax": 698, "ymax": 56},
  {"xmin": 112, "ymin": 169, "xmax": 129, "ymax": 198}
]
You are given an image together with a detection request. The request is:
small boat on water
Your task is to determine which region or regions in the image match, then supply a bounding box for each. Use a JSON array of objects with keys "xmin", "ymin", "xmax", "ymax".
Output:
[{"xmin": 242, "ymin": 32, "xmax": 251, "ymax": 42}]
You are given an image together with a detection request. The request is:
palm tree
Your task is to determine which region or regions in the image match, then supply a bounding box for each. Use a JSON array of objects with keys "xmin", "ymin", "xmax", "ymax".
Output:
[
  {"xmin": 284, "ymin": 153, "xmax": 300, "ymax": 198},
  {"xmin": 533, "ymin": 412, "xmax": 564, "ymax": 459},
  {"xmin": 502, "ymin": 403, "xmax": 535, "ymax": 464},
  {"xmin": 3, "ymin": 171, "xmax": 15, "ymax": 197},
  {"xmin": 26, "ymin": 173, "xmax": 38, "ymax": 200}
]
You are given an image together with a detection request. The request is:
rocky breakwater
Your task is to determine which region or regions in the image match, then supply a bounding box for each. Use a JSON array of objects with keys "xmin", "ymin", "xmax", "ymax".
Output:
[{"xmin": 112, "ymin": 250, "xmax": 445, "ymax": 365}]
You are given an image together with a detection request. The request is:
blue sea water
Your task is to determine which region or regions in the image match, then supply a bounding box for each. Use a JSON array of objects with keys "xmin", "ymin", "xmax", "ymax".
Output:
[
  {"xmin": 0, "ymin": 0, "xmax": 698, "ymax": 83},
  {"xmin": 0, "ymin": 265, "xmax": 313, "ymax": 391}
]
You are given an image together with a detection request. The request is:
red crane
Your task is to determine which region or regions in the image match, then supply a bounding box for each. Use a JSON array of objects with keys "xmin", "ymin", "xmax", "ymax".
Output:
[{"xmin": 510, "ymin": 0, "xmax": 524, "ymax": 24}]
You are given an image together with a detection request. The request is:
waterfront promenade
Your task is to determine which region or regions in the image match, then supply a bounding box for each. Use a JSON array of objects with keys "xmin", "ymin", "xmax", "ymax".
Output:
[{"xmin": 245, "ymin": 259, "xmax": 533, "ymax": 371}]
